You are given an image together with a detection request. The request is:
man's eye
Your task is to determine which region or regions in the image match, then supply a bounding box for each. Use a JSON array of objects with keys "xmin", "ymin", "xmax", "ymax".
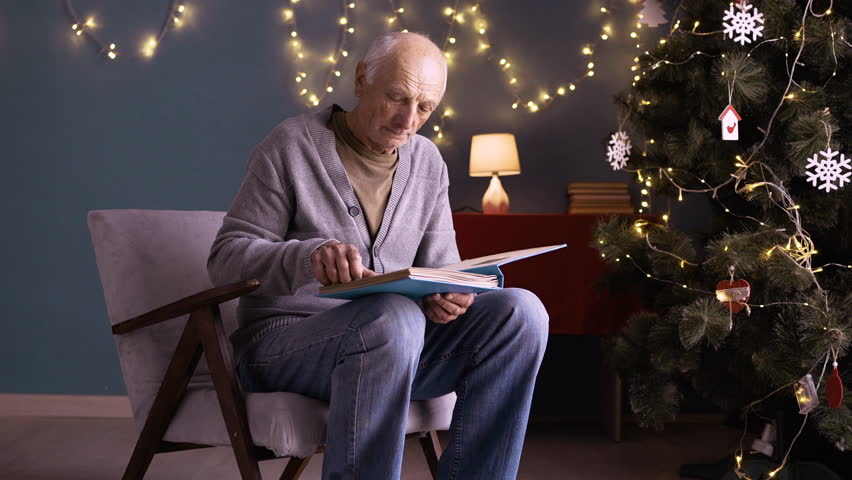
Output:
[
  {"xmin": 388, "ymin": 94, "xmax": 404, "ymax": 101},
  {"xmin": 419, "ymin": 105, "xmax": 433, "ymax": 113}
]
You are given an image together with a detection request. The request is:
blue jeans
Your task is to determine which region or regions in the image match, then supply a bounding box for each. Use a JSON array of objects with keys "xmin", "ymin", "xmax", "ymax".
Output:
[{"xmin": 237, "ymin": 288, "xmax": 549, "ymax": 479}]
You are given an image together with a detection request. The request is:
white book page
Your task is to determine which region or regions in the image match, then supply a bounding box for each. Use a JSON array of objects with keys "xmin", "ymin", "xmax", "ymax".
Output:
[{"xmin": 442, "ymin": 245, "xmax": 566, "ymax": 271}]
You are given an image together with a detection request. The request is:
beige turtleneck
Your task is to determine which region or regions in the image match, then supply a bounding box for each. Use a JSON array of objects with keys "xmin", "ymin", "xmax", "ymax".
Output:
[{"xmin": 328, "ymin": 110, "xmax": 399, "ymax": 240}]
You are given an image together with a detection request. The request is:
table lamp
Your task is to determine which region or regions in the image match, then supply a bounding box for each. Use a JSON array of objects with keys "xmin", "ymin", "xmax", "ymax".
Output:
[{"xmin": 469, "ymin": 133, "xmax": 521, "ymax": 214}]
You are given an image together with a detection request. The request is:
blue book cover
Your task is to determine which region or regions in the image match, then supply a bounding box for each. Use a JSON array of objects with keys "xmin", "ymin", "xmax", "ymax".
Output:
[{"xmin": 317, "ymin": 244, "xmax": 566, "ymax": 300}]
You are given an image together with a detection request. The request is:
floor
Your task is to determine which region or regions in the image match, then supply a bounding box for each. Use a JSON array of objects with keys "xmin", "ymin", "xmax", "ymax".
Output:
[{"xmin": 0, "ymin": 417, "xmax": 742, "ymax": 479}]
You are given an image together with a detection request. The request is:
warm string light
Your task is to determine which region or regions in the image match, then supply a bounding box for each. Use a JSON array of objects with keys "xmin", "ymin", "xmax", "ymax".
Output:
[
  {"xmin": 790, "ymin": 26, "xmax": 840, "ymax": 93},
  {"xmin": 600, "ymin": 242, "xmax": 713, "ymax": 295},
  {"xmin": 597, "ymin": 229, "xmax": 827, "ymax": 313},
  {"xmin": 626, "ymin": 162, "xmax": 833, "ymax": 278},
  {"xmin": 735, "ymin": 34, "xmax": 839, "ymax": 96},
  {"xmin": 632, "ymin": 2, "xmax": 833, "ymax": 91},
  {"xmin": 388, "ymin": 2, "xmax": 618, "ymax": 143},
  {"xmin": 436, "ymin": 1, "xmax": 463, "ymax": 142},
  {"xmin": 385, "ymin": 0, "xmax": 410, "ymax": 32},
  {"xmin": 631, "ymin": 2, "xmax": 839, "ymax": 181},
  {"xmin": 626, "ymin": 6, "xmax": 649, "ymax": 85},
  {"xmin": 65, "ymin": 0, "xmax": 188, "ymax": 61},
  {"xmin": 813, "ymin": 262, "xmax": 852, "ymax": 271},
  {"xmin": 283, "ymin": 0, "xmax": 356, "ymax": 107},
  {"xmin": 733, "ymin": 381, "xmax": 799, "ymax": 480},
  {"xmin": 733, "ymin": 349, "xmax": 834, "ymax": 480},
  {"xmin": 643, "ymin": 229, "xmax": 698, "ymax": 267},
  {"xmin": 459, "ymin": 2, "xmax": 610, "ymax": 114},
  {"xmin": 634, "ymin": 165, "xmax": 657, "ymax": 214}
]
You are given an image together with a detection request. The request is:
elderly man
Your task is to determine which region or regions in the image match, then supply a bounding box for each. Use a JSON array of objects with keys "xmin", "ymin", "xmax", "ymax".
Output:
[{"xmin": 207, "ymin": 32, "xmax": 548, "ymax": 479}]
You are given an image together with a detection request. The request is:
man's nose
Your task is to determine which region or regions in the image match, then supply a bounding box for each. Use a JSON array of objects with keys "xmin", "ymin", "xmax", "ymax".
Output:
[{"xmin": 393, "ymin": 103, "xmax": 418, "ymax": 130}]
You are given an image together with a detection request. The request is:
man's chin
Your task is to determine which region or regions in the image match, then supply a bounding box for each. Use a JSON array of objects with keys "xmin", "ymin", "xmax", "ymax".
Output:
[
  {"xmin": 379, "ymin": 128, "xmax": 410, "ymax": 142},
  {"xmin": 379, "ymin": 136, "xmax": 408, "ymax": 149}
]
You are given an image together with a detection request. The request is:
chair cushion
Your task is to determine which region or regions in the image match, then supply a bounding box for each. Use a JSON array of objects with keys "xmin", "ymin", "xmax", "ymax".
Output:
[{"xmin": 164, "ymin": 388, "xmax": 455, "ymax": 458}]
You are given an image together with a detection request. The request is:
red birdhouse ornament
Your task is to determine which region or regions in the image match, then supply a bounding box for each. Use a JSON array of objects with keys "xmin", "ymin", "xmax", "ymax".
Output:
[{"xmin": 719, "ymin": 104, "xmax": 742, "ymax": 141}]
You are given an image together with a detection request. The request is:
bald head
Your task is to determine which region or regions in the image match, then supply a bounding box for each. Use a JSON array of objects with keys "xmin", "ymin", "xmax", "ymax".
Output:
[
  {"xmin": 346, "ymin": 32, "xmax": 448, "ymax": 154},
  {"xmin": 362, "ymin": 32, "xmax": 447, "ymax": 97}
]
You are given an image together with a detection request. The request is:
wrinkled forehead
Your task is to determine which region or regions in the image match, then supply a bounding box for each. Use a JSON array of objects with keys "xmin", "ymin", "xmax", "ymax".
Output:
[{"xmin": 376, "ymin": 51, "xmax": 446, "ymax": 99}]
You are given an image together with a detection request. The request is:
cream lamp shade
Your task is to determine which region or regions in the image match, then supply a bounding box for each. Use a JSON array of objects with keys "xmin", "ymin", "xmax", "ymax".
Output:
[
  {"xmin": 469, "ymin": 133, "xmax": 521, "ymax": 214},
  {"xmin": 469, "ymin": 133, "xmax": 521, "ymax": 177}
]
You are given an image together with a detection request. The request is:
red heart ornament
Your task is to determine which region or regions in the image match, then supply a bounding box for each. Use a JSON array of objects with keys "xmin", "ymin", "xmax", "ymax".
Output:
[
  {"xmin": 827, "ymin": 366, "xmax": 844, "ymax": 409},
  {"xmin": 727, "ymin": 124, "xmax": 736, "ymax": 134},
  {"xmin": 715, "ymin": 279, "xmax": 750, "ymax": 313}
]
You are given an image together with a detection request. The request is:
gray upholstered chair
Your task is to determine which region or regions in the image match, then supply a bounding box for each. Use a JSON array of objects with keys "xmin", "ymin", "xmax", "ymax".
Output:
[{"xmin": 87, "ymin": 209, "xmax": 455, "ymax": 479}]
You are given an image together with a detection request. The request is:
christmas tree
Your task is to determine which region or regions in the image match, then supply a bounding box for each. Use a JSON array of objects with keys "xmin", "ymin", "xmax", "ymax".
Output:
[{"xmin": 596, "ymin": 0, "xmax": 851, "ymax": 475}]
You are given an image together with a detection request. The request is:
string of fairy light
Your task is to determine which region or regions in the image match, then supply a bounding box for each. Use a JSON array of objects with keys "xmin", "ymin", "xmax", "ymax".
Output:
[
  {"xmin": 282, "ymin": 0, "xmax": 357, "ymax": 107},
  {"xmin": 64, "ymin": 0, "xmax": 188, "ymax": 60},
  {"xmin": 604, "ymin": 1, "xmax": 847, "ymax": 478},
  {"xmin": 387, "ymin": 2, "xmax": 633, "ymax": 143},
  {"xmin": 276, "ymin": 1, "xmax": 641, "ymax": 143}
]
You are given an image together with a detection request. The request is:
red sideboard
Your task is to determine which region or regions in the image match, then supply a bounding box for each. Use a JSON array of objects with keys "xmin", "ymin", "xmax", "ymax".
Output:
[{"xmin": 452, "ymin": 213, "xmax": 643, "ymax": 335}]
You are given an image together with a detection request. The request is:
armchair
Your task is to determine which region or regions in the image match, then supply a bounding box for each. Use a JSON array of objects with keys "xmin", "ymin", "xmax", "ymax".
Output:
[{"xmin": 87, "ymin": 209, "xmax": 454, "ymax": 479}]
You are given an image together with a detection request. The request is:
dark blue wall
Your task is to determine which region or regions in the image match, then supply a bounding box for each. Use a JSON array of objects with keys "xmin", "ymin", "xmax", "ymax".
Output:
[{"xmin": 1, "ymin": 0, "xmax": 690, "ymax": 400}]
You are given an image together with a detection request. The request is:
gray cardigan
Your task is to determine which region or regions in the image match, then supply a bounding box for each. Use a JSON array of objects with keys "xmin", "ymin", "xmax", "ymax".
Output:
[{"xmin": 207, "ymin": 104, "xmax": 460, "ymax": 363}]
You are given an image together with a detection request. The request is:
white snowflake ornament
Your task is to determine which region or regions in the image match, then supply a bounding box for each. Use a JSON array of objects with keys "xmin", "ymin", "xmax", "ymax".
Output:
[
  {"xmin": 722, "ymin": 1, "xmax": 764, "ymax": 46},
  {"xmin": 805, "ymin": 148, "xmax": 851, "ymax": 192},
  {"xmin": 606, "ymin": 131, "xmax": 631, "ymax": 171}
]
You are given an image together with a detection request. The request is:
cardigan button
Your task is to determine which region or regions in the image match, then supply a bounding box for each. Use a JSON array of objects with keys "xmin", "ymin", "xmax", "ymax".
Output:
[{"xmin": 348, "ymin": 206, "xmax": 361, "ymax": 217}]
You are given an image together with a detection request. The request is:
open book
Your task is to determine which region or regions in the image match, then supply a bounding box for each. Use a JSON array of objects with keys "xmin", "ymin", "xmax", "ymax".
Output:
[{"xmin": 318, "ymin": 244, "xmax": 566, "ymax": 300}]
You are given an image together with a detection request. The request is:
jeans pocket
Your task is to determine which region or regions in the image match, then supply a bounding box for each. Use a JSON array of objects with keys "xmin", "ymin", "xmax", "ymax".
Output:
[{"xmin": 240, "ymin": 316, "xmax": 305, "ymax": 363}]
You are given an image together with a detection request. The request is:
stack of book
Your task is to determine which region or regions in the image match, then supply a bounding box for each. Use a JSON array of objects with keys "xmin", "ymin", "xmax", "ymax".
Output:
[{"xmin": 566, "ymin": 182, "xmax": 634, "ymax": 214}]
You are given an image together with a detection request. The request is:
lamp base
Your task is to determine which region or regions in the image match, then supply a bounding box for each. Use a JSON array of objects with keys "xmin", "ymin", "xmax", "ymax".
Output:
[{"xmin": 482, "ymin": 174, "xmax": 509, "ymax": 214}]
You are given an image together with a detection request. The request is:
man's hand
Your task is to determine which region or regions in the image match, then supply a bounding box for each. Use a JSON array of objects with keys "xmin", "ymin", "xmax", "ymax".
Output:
[
  {"xmin": 422, "ymin": 292, "xmax": 475, "ymax": 324},
  {"xmin": 311, "ymin": 241, "xmax": 377, "ymax": 285}
]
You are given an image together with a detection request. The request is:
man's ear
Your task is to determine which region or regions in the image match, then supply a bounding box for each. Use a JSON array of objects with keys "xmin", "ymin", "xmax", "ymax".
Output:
[{"xmin": 354, "ymin": 61, "xmax": 367, "ymax": 98}]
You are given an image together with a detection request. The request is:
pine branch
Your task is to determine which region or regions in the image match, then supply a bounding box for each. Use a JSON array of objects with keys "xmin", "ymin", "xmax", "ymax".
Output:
[{"xmin": 679, "ymin": 297, "xmax": 734, "ymax": 350}]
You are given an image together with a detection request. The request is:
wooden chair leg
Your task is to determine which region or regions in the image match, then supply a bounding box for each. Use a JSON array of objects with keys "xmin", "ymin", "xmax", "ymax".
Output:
[
  {"xmin": 419, "ymin": 430, "xmax": 442, "ymax": 479},
  {"xmin": 197, "ymin": 305, "xmax": 263, "ymax": 480},
  {"xmin": 122, "ymin": 316, "xmax": 204, "ymax": 480},
  {"xmin": 279, "ymin": 456, "xmax": 312, "ymax": 480}
]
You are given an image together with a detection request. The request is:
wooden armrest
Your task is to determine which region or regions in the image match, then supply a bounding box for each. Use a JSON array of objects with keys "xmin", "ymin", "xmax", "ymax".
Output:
[{"xmin": 112, "ymin": 279, "xmax": 261, "ymax": 335}]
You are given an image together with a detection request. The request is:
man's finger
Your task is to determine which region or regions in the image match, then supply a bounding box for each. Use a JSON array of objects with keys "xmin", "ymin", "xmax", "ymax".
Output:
[
  {"xmin": 313, "ymin": 262, "xmax": 330, "ymax": 285},
  {"xmin": 335, "ymin": 255, "xmax": 352, "ymax": 283},
  {"xmin": 427, "ymin": 295, "xmax": 461, "ymax": 324},
  {"xmin": 425, "ymin": 303, "xmax": 441, "ymax": 323},
  {"xmin": 324, "ymin": 257, "xmax": 340, "ymax": 284},
  {"xmin": 434, "ymin": 294, "xmax": 465, "ymax": 316},
  {"xmin": 428, "ymin": 302, "xmax": 455, "ymax": 324},
  {"xmin": 439, "ymin": 305, "xmax": 458, "ymax": 323},
  {"xmin": 345, "ymin": 247, "xmax": 363, "ymax": 281},
  {"xmin": 444, "ymin": 292, "xmax": 475, "ymax": 308},
  {"xmin": 311, "ymin": 252, "xmax": 331, "ymax": 285},
  {"xmin": 423, "ymin": 298, "xmax": 443, "ymax": 323}
]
